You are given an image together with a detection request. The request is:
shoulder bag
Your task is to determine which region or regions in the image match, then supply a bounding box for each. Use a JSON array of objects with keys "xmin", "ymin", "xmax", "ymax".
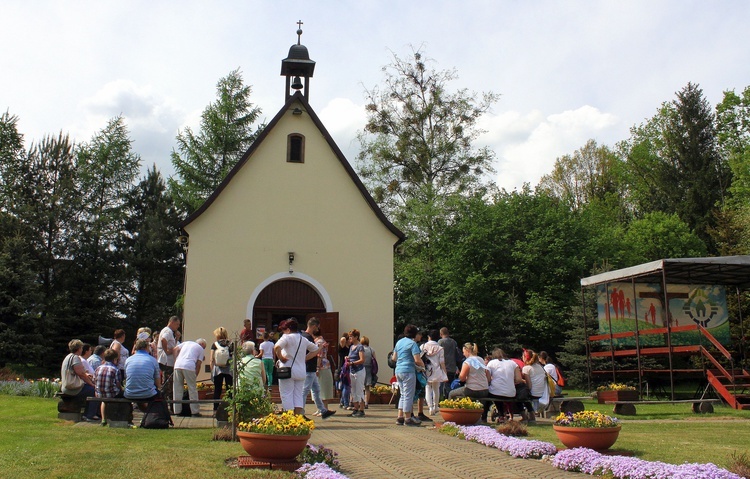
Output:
[{"xmin": 62, "ymin": 354, "xmax": 84, "ymax": 394}]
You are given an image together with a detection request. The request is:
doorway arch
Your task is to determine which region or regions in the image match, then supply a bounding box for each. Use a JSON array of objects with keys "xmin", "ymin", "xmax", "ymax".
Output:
[{"xmin": 246, "ymin": 272, "xmax": 333, "ymax": 337}]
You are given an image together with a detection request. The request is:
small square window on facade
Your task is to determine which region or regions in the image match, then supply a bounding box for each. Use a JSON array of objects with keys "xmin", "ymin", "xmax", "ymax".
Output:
[{"xmin": 287, "ymin": 133, "xmax": 305, "ymax": 163}]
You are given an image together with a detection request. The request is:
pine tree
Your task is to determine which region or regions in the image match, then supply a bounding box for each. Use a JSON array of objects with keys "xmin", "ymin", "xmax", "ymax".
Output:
[{"xmin": 169, "ymin": 69, "xmax": 263, "ymax": 214}]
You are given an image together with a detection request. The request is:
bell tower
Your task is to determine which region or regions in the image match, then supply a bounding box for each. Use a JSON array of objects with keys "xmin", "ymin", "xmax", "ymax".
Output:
[{"xmin": 280, "ymin": 20, "xmax": 316, "ymax": 101}]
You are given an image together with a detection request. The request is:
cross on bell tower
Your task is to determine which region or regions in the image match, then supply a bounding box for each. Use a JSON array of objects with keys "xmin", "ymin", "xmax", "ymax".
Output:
[{"xmin": 280, "ymin": 20, "xmax": 316, "ymax": 101}]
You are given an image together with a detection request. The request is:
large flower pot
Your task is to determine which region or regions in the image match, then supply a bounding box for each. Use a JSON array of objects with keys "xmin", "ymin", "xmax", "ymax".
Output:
[
  {"xmin": 370, "ymin": 392, "xmax": 393, "ymax": 404},
  {"xmin": 236, "ymin": 431, "xmax": 311, "ymax": 462},
  {"xmin": 553, "ymin": 425, "xmax": 622, "ymax": 450},
  {"xmin": 197, "ymin": 389, "xmax": 214, "ymax": 400},
  {"xmin": 439, "ymin": 408, "xmax": 483, "ymax": 425},
  {"xmin": 597, "ymin": 390, "xmax": 638, "ymax": 404}
]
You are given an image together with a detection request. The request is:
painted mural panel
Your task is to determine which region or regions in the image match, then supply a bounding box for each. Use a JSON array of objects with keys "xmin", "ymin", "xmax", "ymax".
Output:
[{"xmin": 596, "ymin": 283, "xmax": 730, "ymax": 347}]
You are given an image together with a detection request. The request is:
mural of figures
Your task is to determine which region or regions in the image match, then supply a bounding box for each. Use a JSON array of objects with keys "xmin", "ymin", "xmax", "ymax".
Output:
[{"xmin": 596, "ymin": 283, "xmax": 729, "ymax": 346}]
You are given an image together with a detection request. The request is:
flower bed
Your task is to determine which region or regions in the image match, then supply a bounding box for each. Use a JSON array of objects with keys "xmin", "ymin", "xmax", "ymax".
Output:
[
  {"xmin": 552, "ymin": 447, "xmax": 743, "ymax": 479},
  {"xmin": 295, "ymin": 462, "xmax": 350, "ymax": 479},
  {"xmin": 439, "ymin": 422, "xmax": 557, "ymax": 459}
]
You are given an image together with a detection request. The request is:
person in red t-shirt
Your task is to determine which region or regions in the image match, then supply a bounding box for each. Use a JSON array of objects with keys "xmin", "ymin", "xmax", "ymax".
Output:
[{"xmin": 240, "ymin": 319, "xmax": 253, "ymax": 343}]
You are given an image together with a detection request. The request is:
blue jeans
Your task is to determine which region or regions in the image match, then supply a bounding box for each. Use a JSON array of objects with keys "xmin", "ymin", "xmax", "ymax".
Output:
[
  {"xmin": 78, "ymin": 384, "xmax": 100, "ymax": 418},
  {"xmin": 303, "ymin": 371, "xmax": 327, "ymax": 412},
  {"xmin": 339, "ymin": 381, "xmax": 351, "ymax": 407},
  {"xmin": 396, "ymin": 371, "xmax": 416, "ymax": 414}
]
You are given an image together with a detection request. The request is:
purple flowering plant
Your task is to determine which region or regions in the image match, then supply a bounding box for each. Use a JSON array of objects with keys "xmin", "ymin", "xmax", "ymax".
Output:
[
  {"xmin": 440, "ymin": 422, "xmax": 557, "ymax": 459},
  {"xmin": 297, "ymin": 444, "xmax": 341, "ymax": 472},
  {"xmin": 295, "ymin": 462, "xmax": 350, "ymax": 479},
  {"xmin": 552, "ymin": 447, "xmax": 743, "ymax": 479}
]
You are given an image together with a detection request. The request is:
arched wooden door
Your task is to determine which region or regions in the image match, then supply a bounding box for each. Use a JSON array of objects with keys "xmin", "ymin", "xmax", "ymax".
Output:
[{"xmin": 251, "ymin": 279, "xmax": 329, "ymax": 339}]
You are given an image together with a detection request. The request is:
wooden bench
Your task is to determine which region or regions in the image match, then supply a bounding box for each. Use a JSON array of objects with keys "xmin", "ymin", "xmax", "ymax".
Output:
[{"xmin": 604, "ymin": 399, "xmax": 722, "ymax": 416}]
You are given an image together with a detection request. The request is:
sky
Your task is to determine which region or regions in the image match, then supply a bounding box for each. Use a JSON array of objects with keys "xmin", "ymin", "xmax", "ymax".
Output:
[{"xmin": 2, "ymin": 1, "xmax": 749, "ymax": 192}]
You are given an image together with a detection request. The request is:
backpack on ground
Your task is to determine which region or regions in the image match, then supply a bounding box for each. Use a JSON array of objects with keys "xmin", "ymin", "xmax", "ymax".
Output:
[
  {"xmin": 555, "ymin": 365, "xmax": 565, "ymax": 387},
  {"xmin": 214, "ymin": 341, "xmax": 230, "ymax": 367},
  {"xmin": 140, "ymin": 398, "xmax": 173, "ymax": 429}
]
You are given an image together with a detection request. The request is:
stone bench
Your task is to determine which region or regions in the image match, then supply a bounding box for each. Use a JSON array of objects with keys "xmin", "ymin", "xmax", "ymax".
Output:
[
  {"xmin": 86, "ymin": 397, "xmax": 226, "ymax": 427},
  {"xmin": 543, "ymin": 396, "xmax": 591, "ymax": 418},
  {"xmin": 56, "ymin": 392, "xmax": 88, "ymax": 422},
  {"xmin": 604, "ymin": 398, "xmax": 722, "ymax": 416}
]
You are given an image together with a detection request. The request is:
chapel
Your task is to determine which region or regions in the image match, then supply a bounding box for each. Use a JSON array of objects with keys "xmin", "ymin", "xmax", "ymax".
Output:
[{"xmin": 180, "ymin": 25, "xmax": 404, "ymax": 376}]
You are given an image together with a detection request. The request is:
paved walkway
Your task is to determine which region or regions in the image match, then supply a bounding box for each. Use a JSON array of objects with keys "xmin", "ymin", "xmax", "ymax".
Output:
[
  {"xmin": 78, "ymin": 403, "xmax": 582, "ymax": 479},
  {"xmin": 305, "ymin": 404, "xmax": 580, "ymax": 479}
]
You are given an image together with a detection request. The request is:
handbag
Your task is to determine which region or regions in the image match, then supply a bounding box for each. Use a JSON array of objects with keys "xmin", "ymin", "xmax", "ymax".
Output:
[
  {"xmin": 276, "ymin": 335, "xmax": 302, "ymax": 380},
  {"xmin": 387, "ymin": 350, "xmax": 397, "ymax": 369},
  {"xmin": 62, "ymin": 354, "xmax": 84, "ymax": 394}
]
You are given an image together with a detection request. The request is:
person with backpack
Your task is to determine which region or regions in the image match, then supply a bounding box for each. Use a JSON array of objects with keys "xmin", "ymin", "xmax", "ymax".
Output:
[
  {"xmin": 210, "ymin": 327, "xmax": 234, "ymax": 413},
  {"xmin": 421, "ymin": 330, "xmax": 448, "ymax": 416},
  {"xmin": 539, "ymin": 351, "xmax": 564, "ymax": 396}
]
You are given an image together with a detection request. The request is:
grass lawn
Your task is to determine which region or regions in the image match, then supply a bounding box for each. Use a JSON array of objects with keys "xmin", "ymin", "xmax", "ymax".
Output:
[
  {"xmin": 528, "ymin": 397, "xmax": 750, "ymax": 468},
  {"xmin": 0, "ymin": 396, "xmax": 290, "ymax": 479},
  {"xmin": 5, "ymin": 394, "xmax": 750, "ymax": 478}
]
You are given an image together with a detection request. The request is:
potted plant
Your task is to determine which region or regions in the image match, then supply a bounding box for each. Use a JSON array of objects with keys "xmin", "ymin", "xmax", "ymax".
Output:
[
  {"xmin": 369, "ymin": 384, "xmax": 393, "ymax": 404},
  {"xmin": 225, "ymin": 382, "xmax": 274, "ymax": 425},
  {"xmin": 552, "ymin": 410, "xmax": 622, "ymax": 450},
  {"xmin": 237, "ymin": 411, "xmax": 315, "ymax": 462},
  {"xmin": 196, "ymin": 381, "xmax": 214, "ymax": 400},
  {"xmin": 596, "ymin": 383, "xmax": 638, "ymax": 404},
  {"xmin": 438, "ymin": 397, "xmax": 484, "ymax": 425}
]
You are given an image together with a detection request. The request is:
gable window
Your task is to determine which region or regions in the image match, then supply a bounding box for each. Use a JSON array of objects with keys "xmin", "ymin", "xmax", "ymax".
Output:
[{"xmin": 287, "ymin": 133, "xmax": 305, "ymax": 163}]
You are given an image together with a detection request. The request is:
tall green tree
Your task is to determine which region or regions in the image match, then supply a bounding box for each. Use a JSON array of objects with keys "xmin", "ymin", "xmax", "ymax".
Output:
[
  {"xmin": 538, "ymin": 139, "xmax": 627, "ymax": 212},
  {"xmin": 1, "ymin": 132, "xmax": 80, "ymax": 366},
  {"xmin": 714, "ymin": 86, "xmax": 750, "ymax": 254},
  {"xmin": 431, "ymin": 188, "xmax": 591, "ymax": 354},
  {"xmin": 624, "ymin": 83, "xmax": 730, "ymax": 253},
  {"xmin": 169, "ymin": 68, "xmax": 263, "ymax": 214},
  {"xmin": 357, "ymin": 48, "xmax": 499, "ymax": 330},
  {"xmin": 619, "ymin": 211, "xmax": 707, "ymax": 265},
  {"xmin": 119, "ymin": 166, "xmax": 184, "ymax": 333},
  {"xmin": 357, "ymin": 48, "xmax": 498, "ymax": 232},
  {"xmin": 69, "ymin": 116, "xmax": 141, "ymax": 338}
]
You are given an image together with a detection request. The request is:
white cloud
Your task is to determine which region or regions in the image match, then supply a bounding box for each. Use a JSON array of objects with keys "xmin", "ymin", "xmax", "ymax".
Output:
[
  {"xmin": 480, "ymin": 106, "xmax": 620, "ymax": 192},
  {"xmin": 318, "ymin": 97, "xmax": 367, "ymax": 162},
  {"xmin": 74, "ymin": 80, "xmax": 186, "ymax": 176}
]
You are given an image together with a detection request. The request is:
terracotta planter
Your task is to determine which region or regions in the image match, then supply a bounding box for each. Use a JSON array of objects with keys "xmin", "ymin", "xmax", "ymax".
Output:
[
  {"xmin": 197, "ymin": 389, "xmax": 214, "ymax": 400},
  {"xmin": 597, "ymin": 390, "xmax": 638, "ymax": 404},
  {"xmin": 369, "ymin": 392, "xmax": 393, "ymax": 404},
  {"xmin": 553, "ymin": 424, "xmax": 621, "ymax": 450},
  {"xmin": 236, "ymin": 431, "xmax": 311, "ymax": 462},
  {"xmin": 439, "ymin": 407, "xmax": 483, "ymax": 425}
]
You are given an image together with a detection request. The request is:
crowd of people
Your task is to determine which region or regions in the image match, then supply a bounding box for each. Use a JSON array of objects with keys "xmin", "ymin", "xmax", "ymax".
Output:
[
  {"xmin": 60, "ymin": 316, "xmax": 211, "ymax": 425},
  {"xmin": 60, "ymin": 316, "xmax": 563, "ymax": 427}
]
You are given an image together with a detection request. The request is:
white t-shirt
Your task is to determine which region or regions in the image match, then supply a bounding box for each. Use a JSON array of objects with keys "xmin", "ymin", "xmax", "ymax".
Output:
[
  {"xmin": 543, "ymin": 363, "xmax": 558, "ymax": 382},
  {"xmin": 259, "ymin": 341, "xmax": 274, "ymax": 359},
  {"xmin": 157, "ymin": 326, "xmax": 176, "ymax": 367},
  {"xmin": 80, "ymin": 356, "xmax": 96, "ymax": 376},
  {"xmin": 174, "ymin": 341, "xmax": 205, "ymax": 371},
  {"xmin": 487, "ymin": 359, "xmax": 518, "ymax": 397},
  {"xmin": 523, "ymin": 363, "xmax": 547, "ymax": 398},
  {"xmin": 275, "ymin": 333, "xmax": 317, "ymax": 380}
]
